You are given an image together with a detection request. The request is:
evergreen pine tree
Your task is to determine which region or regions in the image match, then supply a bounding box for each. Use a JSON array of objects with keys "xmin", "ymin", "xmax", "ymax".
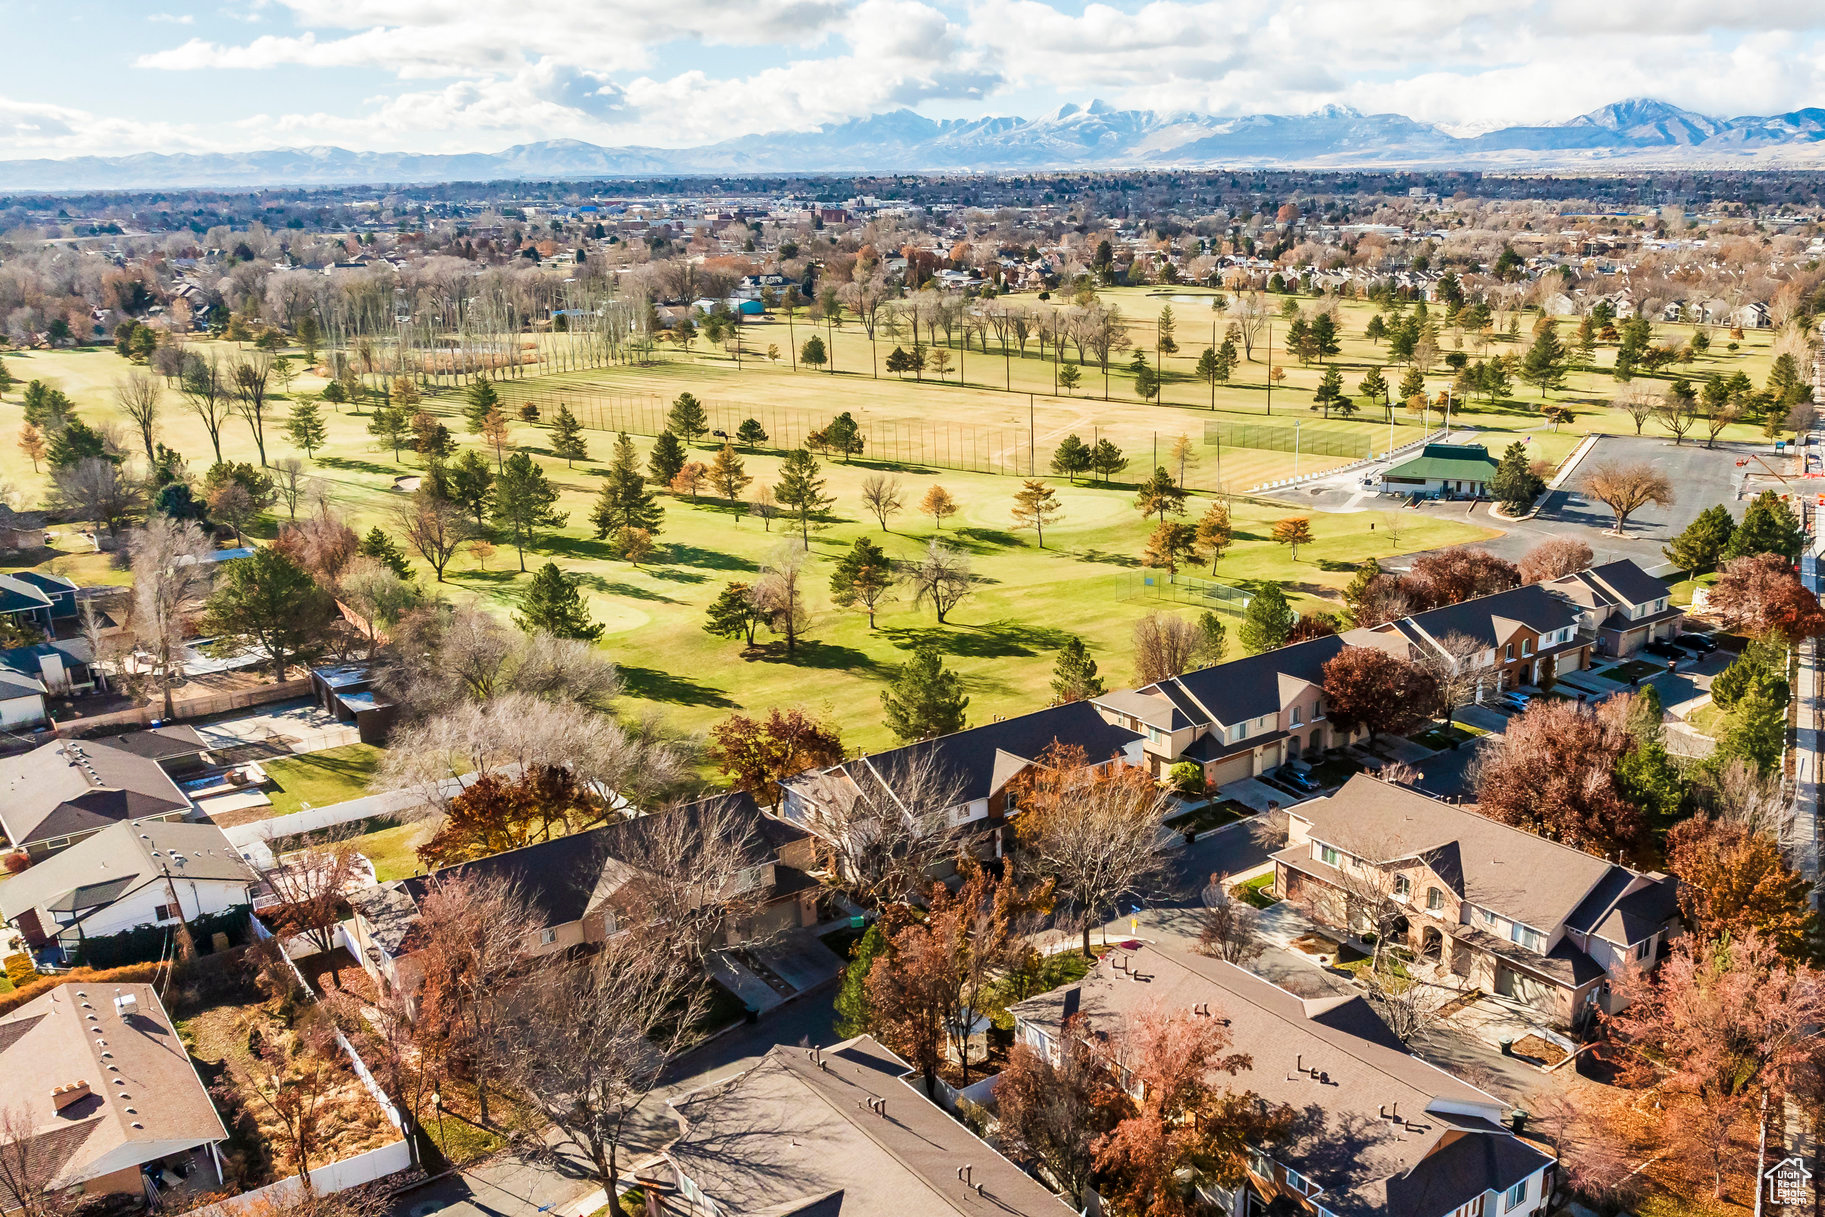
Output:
[
  {"xmin": 464, "ymin": 376, "xmax": 500, "ymax": 432},
  {"xmin": 1050, "ymin": 434, "xmax": 1093, "ymax": 483},
  {"xmin": 490, "ymin": 451, "xmax": 566, "ymax": 571},
  {"xmin": 1194, "ymin": 610, "xmax": 1228, "ymax": 668},
  {"xmin": 1397, "ymin": 366, "xmax": 1426, "ymax": 406},
  {"xmin": 708, "ymin": 442, "xmax": 752, "ymax": 509},
  {"xmin": 1341, "ymin": 558, "xmax": 1382, "ymax": 626},
  {"xmin": 1050, "ymin": 635, "xmax": 1105, "ymax": 703},
  {"xmin": 1726, "ymin": 490, "xmax": 1805, "ymax": 561},
  {"xmin": 648, "ymin": 430, "xmax": 687, "ymax": 485},
  {"xmin": 285, "ymin": 400, "xmax": 327, "ymax": 457},
  {"xmin": 1664, "ymin": 503, "xmax": 1736, "ymax": 573},
  {"xmin": 358, "ymin": 526, "xmax": 413, "ymax": 580},
  {"xmin": 1239, "ymin": 583, "xmax": 1295, "ymax": 653},
  {"xmin": 1520, "ymin": 320, "xmax": 1568, "ymax": 397},
  {"xmin": 829, "ymin": 536, "xmax": 896, "ymax": 627},
  {"xmin": 367, "ymin": 404, "xmax": 413, "ymax": 462},
  {"xmin": 448, "ymin": 450, "xmax": 496, "ymax": 526},
  {"xmin": 667, "ymin": 392, "xmax": 709, "ymax": 442},
  {"xmin": 515, "ymin": 561, "xmax": 602, "ymax": 641},
  {"xmin": 833, "ymin": 924, "xmax": 887, "ymax": 1037},
  {"xmin": 775, "ymin": 448, "xmax": 834, "ymax": 544},
  {"xmin": 736, "ymin": 418, "xmax": 769, "ymax": 448},
  {"xmin": 549, "ymin": 404, "xmax": 589, "ymax": 466},
  {"xmin": 1489, "ymin": 441, "xmax": 1545, "ymax": 513},
  {"xmin": 880, "ymin": 645, "xmax": 969, "ymax": 743},
  {"xmin": 704, "ymin": 581, "xmax": 763, "ymax": 646},
  {"xmin": 592, "ymin": 431, "xmax": 664, "ymax": 539}
]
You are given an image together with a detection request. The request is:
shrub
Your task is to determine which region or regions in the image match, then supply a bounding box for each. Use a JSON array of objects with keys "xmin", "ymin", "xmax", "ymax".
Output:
[
  {"xmin": 1168, "ymin": 760, "xmax": 1207, "ymax": 794},
  {"xmin": 0, "ymin": 961, "xmax": 169, "ymax": 1016}
]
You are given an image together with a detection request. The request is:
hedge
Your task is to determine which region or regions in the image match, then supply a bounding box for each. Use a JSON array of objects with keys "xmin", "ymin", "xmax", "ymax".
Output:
[
  {"xmin": 0, "ymin": 961, "xmax": 170, "ymax": 1017},
  {"xmin": 75, "ymin": 907, "xmax": 254, "ymax": 970}
]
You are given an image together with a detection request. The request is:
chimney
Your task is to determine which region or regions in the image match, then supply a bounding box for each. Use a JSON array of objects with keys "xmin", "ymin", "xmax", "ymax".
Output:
[{"xmin": 52, "ymin": 1082, "xmax": 92, "ymax": 1112}]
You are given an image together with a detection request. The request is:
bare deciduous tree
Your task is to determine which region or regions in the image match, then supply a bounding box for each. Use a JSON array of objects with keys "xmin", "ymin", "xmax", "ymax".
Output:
[
  {"xmin": 503, "ymin": 935, "xmax": 704, "ymax": 1200},
  {"xmin": 610, "ymin": 794, "xmax": 779, "ymax": 960},
  {"xmin": 789, "ymin": 749, "xmax": 968, "ymax": 906},
  {"xmin": 259, "ymin": 832, "xmax": 364, "ymax": 983},
  {"xmin": 1416, "ymin": 630, "xmax": 1494, "ymax": 730},
  {"xmin": 1517, "ymin": 537, "xmax": 1593, "ymax": 584},
  {"xmin": 1131, "ymin": 611, "xmax": 1201, "ymax": 685},
  {"xmin": 0, "ymin": 1105, "xmax": 82, "ymax": 1217},
  {"xmin": 1012, "ymin": 744, "xmax": 1175, "ymax": 956},
  {"xmin": 1197, "ymin": 874, "xmax": 1264, "ymax": 965},
  {"xmin": 751, "ymin": 539, "xmax": 811, "ymax": 652},
  {"xmin": 1360, "ymin": 969, "xmax": 1444, "ymax": 1044},
  {"xmin": 131, "ymin": 517, "xmax": 214, "ymax": 719},
  {"xmin": 413, "ymin": 873, "xmax": 537, "ymax": 1125},
  {"xmin": 378, "ymin": 605, "xmax": 622, "ymax": 718},
  {"xmin": 859, "ymin": 473, "xmax": 905, "ymax": 532},
  {"xmin": 1580, "ymin": 461, "xmax": 1675, "ymax": 535},
  {"xmin": 272, "ymin": 456, "xmax": 308, "ymax": 520},
  {"xmin": 50, "ymin": 457, "xmax": 143, "ymax": 546},
  {"xmin": 114, "ymin": 369, "xmax": 163, "ymax": 465},
  {"xmin": 393, "ymin": 491, "xmax": 472, "ymax": 582},
  {"xmin": 907, "ymin": 539, "xmax": 975, "ymax": 624}
]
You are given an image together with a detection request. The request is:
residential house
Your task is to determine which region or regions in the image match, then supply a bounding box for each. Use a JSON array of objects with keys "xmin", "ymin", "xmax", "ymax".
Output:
[
  {"xmin": 0, "ymin": 666, "xmax": 49, "ymax": 732},
  {"xmin": 1541, "ymin": 560, "xmax": 1679, "ymax": 658},
  {"xmin": 1092, "ymin": 636, "xmax": 1350, "ymax": 785},
  {"xmin": 1348, "ymin": 580, "xmax": 1591, "ymax": 695},
  {"xmin": 778, "ymin": 701, "xmax": 1143, "ymax": 860},
  {"xmin": 1379, "ymin": 444, "xmax": 1502, "ymax": 499},
  {"xmin": 1010, "ymin": 943, "xmax": 1555, "ymax": 1217},
  {"xmin": 0, "ymin": 737, "xmax": 195, "ymax": 860},
  {"xmin": 347, "ymin": 792, "xmax": 818, "ymax": 1002},
  {"xmin": 0, "ymin": 570, "xmax": 79, "ymax": 634},
  {"xmin": 1273, "ymin": 775, "xmax": 1679, "ymax": 1022},
  {"xmin": 0, "ymin": 638, "xmax": 101, "ymax": 717},
  {"xmin": 0, "ymin": 819, "xmax": 258, "ymax": 959},
  {"xmin": 652, "ymin": 1034, "xmax": 1074, "ymax": 1217},
  {"xmin": 0, "ymin": 983, "xmax": 229, "ymax": 1204}
]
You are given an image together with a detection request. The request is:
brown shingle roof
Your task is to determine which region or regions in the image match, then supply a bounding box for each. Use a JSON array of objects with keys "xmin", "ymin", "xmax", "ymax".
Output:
[{"xmin": 0, "ymin": 983, "xmax": 226, "ymax": 1188}]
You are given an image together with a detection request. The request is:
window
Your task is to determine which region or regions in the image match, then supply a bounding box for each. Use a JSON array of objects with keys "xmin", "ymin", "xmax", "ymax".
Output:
[
  {"xmin": 1289, "ymin": 706, "xmax": 1302, "ymax": 727},
  {"xmin": 1283, "ymin": 1168, "xmax": 1307, "ymax": 1194},
  {"xmin": 1505, "ymin": 1177, "xmax": 1531, "ymax": 1211},
  {"xmin": 1427, "ymin": 888, "xmax": 1444, "ymax": 911},
  {"xmin": 1479, "ymin": 907, "xmax": 1498, "ymax": 929},
  {"xmin": 1521, "ymin": 639, "xmax": 1532, "ymax": 656},
  {"xmin": 1319, "ymin": 844, "xmax": 1340, "ymax": 866},
  {"xmin": 1505, "ymin": 643, "xmax": 1515, "ymax": 661},
  {"xmin": 1394, "ymin": 874, "xmax": 1412, "ymax": 897},
  {"xmin": 154, "ymin": 904, "xmax": 177, "ymax": 921},
  {"xmin": 1635, "ymin": 937, "xmax": 1654, "ymax": 960},
  {"xmin": 1511, "ymin": 923, "xmax": 1544, "ymax": 952},
  {"xmin": 539, "ymin": 928, "xmax": 557, "ymax": 945}
]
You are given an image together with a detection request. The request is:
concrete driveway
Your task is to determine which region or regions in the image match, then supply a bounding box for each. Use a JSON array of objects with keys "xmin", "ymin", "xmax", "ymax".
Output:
[{"xmin": 194, "ymin": 697, "xmax": 359, "ymax": 754}]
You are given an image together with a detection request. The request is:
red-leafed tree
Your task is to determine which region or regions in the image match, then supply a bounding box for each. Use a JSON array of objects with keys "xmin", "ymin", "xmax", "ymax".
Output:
[
  {"xmin": 1518, "ymin": 536, "xmax": 1593, "ymax": 584},
  {"xmin": 418, "ymin": 766, "xmax": 604, "ymax": 867},
  {"xmin": 706, "ymin": 706, "xmax": 846, "ymax": 804},
  {"xmin": 1321, "ymin": 646, "xmax": 1439, "ymax": 745},
  {"xmin": 1473, "ymin": 698, "xmax": 1650, "ymax": 862},
  {"xmin": 1402, "ymin": 546, "xmax": 1519, "ymax": 609},
  {"xmin": 1666, "ymin": 817, "xmax": 1821, "ymax": 962},
  {"xmin": 1708, "ymin": 552, "xmax": 1825, "ymax": 642},
  {"xmin": 1603, "ymin": 934, "xmax": 1825, "ymax": 1201},
  {"xmin": 994, "ymin": 1020, "xmax": 1122, "ymax": 1206},
  {"xmin": 1092, "ymin": 1010, "xmax": 1293, "ymax": 1217}
]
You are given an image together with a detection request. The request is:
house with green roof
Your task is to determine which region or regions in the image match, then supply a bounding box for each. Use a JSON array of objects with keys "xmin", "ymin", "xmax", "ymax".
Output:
[{"xmin": 1380, "ymin": 442, "xmax": 1501, "ymax": 498}]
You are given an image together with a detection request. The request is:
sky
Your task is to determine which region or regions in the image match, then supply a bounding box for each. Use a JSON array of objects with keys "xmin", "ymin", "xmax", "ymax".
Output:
[{"xmin": 10, "ymin": 0, "xmax": 1825, "ymax": 159}]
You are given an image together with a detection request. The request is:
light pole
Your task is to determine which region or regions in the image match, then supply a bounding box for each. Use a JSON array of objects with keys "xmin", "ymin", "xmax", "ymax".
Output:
[{"xmin": 1294, "ymin": 420, "xmax": 1302, "ymax": 478}]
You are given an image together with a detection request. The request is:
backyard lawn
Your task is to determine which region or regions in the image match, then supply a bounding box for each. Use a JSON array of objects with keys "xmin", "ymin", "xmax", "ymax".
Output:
[
  {"xmin": 342, "ymin": 818, "xmax": 435, "ymax": 882},
  {"xmin": 261, "ymin": 743, "xmax": 386, "ymax": 814}
]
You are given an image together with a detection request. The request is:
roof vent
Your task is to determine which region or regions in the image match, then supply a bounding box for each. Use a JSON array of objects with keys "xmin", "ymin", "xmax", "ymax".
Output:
[
  {"xmin": 51, "ymin": 1082, "xmax": 92, "ymax": 1112},
  {"xmin": 114, "ymin": 993, "xmax": 138, "ymax": 1017}
]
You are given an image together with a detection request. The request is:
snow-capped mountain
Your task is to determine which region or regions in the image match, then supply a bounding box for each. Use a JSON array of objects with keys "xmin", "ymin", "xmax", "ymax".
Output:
[{"xmin": 9, "ymin": 97, "xmax": 1825, "ymax": 190}]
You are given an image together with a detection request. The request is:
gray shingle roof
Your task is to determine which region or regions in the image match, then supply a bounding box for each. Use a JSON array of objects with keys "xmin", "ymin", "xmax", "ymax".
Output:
[
  {"xmin": 0, "ymin": 739, "xmax": 192, "ymax": 849},
  {"xmin": 1287, "ymin": 775, "xmax": 1666, "ymax": 936},
  {"xmin": 667, "ymin": 1035, "xmax": 1074, "ymax": 1216},
  {"xmin": 0, "ymin": 819, "xmax": 258, "ymax": 924},
  {"xmin": 1007, "ymin": 943, "xmax": 1550, "ymax": 1217}
]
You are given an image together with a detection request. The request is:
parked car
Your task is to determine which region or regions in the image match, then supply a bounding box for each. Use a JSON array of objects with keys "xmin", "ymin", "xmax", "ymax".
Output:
[
  {"xmin": 1644, "ymin": 640, "xmax": 1683, "ymax": 659},
  {"xmin": 1674, "ymin": 633, "xmax": 1718, "ymax": 654},
  {"xmin": 1276, "ymin": 764, "xmax": 1322, "ymax": 793},
  {"xmin": 1495, "ymin": 692, "xmax": 1531, "ymax": 713}
]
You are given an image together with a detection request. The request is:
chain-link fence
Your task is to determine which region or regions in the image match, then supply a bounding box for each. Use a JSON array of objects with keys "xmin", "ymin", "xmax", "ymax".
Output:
[
  {"xmin": 1126, "ymin": 571, "xmax": 1253, "ymax": 615},
  {"xmin": 1204, "ymin": 420, "xmax": 1370, "ymax": 460}
]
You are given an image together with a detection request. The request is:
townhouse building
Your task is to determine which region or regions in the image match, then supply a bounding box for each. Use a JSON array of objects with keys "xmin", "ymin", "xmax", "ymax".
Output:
[
  {"xmin": 1010, "ymin": 943, "xmax": 1555, "ymax": 1217},
  {"xmin": 1274, "ymin": 775, "xmax": 1679, "ymax": 1023},
  {"xmin": 1091, "ymin": 560, "xmax": 1669, "ymax": 787},
  {"xmin": 778, "ymin": 700, "xmax": 1142, "ymax": 862}
]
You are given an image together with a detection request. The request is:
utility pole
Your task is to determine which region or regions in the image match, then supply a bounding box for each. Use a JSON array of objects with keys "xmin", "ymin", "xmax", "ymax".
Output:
[{"xmin": 1028, "ymin": 393, "xmax": 1035, "ymax": 476}]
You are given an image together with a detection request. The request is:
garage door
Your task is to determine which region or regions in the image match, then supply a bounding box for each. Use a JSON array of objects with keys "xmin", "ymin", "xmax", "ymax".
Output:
[{"xmin": 1207, "ymin": 753, "xmax": 1255, "ymax": 786}]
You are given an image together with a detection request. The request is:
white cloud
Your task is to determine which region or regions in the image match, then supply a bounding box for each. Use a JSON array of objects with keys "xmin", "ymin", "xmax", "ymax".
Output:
[{"xmin": 147, "ymin": 12, "xmax": 196, "ymax": 24}]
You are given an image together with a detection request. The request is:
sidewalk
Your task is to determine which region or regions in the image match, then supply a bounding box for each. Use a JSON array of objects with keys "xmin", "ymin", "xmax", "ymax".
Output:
[{"xmin": 1791, "ymin": 637, "xmax": 1822, "ymax": 892}]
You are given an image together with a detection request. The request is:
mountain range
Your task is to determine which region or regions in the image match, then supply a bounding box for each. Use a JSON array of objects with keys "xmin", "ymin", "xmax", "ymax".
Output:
[{"xmin": 10, "ymin": 98, "xmax": 1825, "ymax": 191}]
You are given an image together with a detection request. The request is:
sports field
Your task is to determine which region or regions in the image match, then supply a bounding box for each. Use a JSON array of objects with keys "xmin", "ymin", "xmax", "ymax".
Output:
[{"xmin": 0, "ymin": 290, "xmax": 1780, "ymax": 747}]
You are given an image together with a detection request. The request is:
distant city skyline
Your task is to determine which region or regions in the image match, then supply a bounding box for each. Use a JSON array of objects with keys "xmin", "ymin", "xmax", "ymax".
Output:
[{"xmin": 12, "ymin": 1, "xmax": 1825, "ymax": 160}]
